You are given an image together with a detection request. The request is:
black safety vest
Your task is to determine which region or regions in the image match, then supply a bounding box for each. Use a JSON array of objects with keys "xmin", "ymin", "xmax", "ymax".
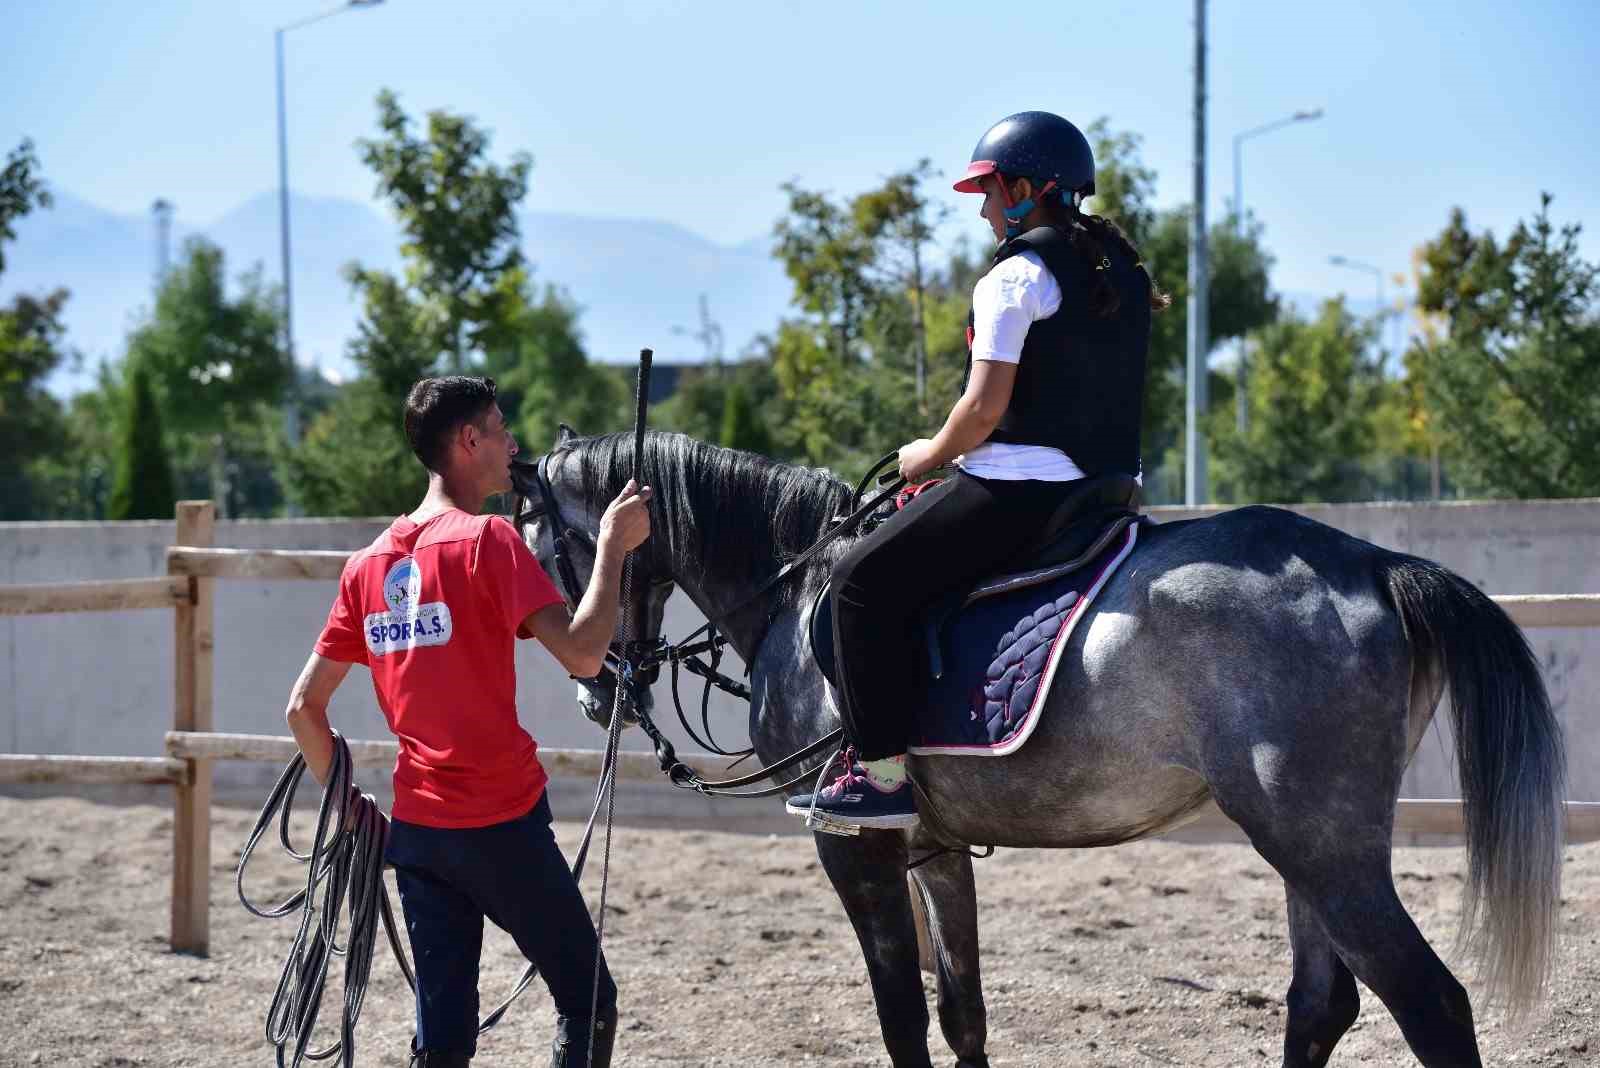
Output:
[{"xmin": 964, "ymin": 224, "xmax": 1151, "ymax": 477}]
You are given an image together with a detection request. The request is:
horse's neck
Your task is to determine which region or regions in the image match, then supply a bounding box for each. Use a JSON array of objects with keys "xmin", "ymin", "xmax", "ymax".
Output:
[{"xmin": 667, "ymin": 568, "xmax": 774, "ymax": 664}]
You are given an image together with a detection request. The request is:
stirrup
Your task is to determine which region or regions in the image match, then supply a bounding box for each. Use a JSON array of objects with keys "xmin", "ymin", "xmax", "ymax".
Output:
[
  {"xmin": 799, "ymin": 747, "xmax": 861, "ymax": 837},
  {"xmin": 804, "ymin": 807, "xmax": 862, "ymax": 837}
]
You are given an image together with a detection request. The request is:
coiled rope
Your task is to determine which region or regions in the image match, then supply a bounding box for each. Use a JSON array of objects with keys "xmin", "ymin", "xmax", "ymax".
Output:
[{"xmin": 238, "ymin": 730, "xmax": 577, "ymax": 1066}]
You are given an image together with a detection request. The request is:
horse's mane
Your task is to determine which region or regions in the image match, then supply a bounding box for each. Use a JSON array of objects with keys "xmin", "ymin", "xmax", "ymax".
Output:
[{"xmin": 563, "ymin": 430, "xmax": 852, "ymax": 594}]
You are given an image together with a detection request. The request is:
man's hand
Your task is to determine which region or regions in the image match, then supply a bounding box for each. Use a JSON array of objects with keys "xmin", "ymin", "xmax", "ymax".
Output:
[
  {"xmin": 528, "ymin": 479, "xmax": 653, "ymax": 678},
  {"xmin": 599, "ymin": 479, "xmax": 653, "ymax": 555}
]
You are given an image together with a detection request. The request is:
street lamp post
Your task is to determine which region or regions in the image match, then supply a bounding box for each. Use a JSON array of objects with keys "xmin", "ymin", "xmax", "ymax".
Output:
[
  {"xmin": 1185, "ymin": 0, "xmax": 1208, "ymax": 507},
  {"xmin": 275, "ymin": 0, "xmax": 384, "ymax": 464},
  {"xmin": 1232, "ymin": 108, "xmax": 1322, "ymax": 432},
  {"xmin": 1328, "ymin": 254, "xmax": 1385, "ymax": 355}
]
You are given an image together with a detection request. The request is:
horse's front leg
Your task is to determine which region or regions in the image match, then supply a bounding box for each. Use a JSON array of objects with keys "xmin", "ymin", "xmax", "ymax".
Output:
[
  {"xmin": 814, "ymin": 829, "xmax": 934, "ymax": 1068},
  {"xmin": 908, "ymin": 840, "xmax": 988, "ymax": 1068}
]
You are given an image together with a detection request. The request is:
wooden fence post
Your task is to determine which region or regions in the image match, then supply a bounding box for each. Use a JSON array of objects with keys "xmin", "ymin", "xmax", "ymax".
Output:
[{"xmin": 170, "ymin": 500, "xmax": 215, "ymax": 954}]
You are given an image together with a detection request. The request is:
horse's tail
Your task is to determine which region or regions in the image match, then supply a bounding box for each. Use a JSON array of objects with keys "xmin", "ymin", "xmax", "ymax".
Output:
[{"xmin": 1379, "ymin": 554, "xmax": 1565, "ymax": 1018}]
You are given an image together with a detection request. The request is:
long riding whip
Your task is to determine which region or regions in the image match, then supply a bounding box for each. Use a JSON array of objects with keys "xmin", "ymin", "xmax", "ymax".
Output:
[{"xmin": 588, "ymin": 347, "xmax": 653, "ymax": 1064}]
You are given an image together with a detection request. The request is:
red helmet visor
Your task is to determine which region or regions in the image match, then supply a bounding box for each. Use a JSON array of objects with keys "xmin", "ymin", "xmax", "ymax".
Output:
[{"xmin": 953, "ymin": 160, "xmax": 998, "ymax": 193}]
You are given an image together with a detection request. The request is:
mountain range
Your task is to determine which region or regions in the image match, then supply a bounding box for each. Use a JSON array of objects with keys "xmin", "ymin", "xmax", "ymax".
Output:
[
  {"xmin": 4, "ymin": 190, "xmax": 795, "ymax": 396},
  {"xmin": 6, "ymin": 190, "xmax": 1364, "ymax": 398}
]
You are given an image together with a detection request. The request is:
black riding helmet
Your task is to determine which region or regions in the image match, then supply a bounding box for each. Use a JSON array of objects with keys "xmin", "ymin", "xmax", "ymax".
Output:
[{"xmin": 953, "ymin": 111, "xmax": 1096, "ymax": 221}]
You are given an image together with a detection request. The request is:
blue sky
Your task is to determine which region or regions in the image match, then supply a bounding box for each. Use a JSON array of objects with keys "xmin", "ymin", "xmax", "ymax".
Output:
[{"xmin": 5, "ymin": 0, "xmax": 1598, "ymax": 336}]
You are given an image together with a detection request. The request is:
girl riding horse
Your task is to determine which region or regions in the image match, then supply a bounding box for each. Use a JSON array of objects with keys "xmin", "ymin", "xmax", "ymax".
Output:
[{"xmin": 789, "ymin": 110, "xmax": 1170, "ymax": 828}]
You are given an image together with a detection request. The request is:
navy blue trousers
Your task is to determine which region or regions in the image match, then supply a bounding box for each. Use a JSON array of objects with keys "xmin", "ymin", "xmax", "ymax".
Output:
[{"xmin": 384, "ymin": 793, "xmax": 616, "ymax": 1057}]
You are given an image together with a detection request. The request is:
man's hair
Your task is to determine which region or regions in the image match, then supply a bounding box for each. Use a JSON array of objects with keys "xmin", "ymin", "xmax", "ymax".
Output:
[{"xmin": 404, "ymin": 376, "xmax": 499, "ymax": 472}]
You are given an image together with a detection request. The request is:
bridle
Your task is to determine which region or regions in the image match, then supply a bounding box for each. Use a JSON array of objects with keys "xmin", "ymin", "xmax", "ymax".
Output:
[
  {"xmin": 508, "ymin": 449, "xmax": 909, "ymax": 799},
  {"xmin": 511, "ymin": 450, "xmax": 673, "ymax": 702}
]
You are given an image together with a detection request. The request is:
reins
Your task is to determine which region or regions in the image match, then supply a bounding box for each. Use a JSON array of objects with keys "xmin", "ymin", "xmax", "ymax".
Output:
[{"xmin": 511, "ymin": 448, "xmax": 908, "ymax": 799}]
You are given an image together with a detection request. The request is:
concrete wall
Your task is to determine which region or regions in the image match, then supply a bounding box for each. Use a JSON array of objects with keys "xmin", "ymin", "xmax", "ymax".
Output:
[{"xmin": 2, "ymin": 500, "xmax": 1597, "ymax": 823}]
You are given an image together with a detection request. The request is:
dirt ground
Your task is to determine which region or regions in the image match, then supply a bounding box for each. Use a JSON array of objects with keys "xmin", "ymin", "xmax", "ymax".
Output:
[{"xmin": 2, "ymin": 794, "xmax": 1596, "ymax": 1068}]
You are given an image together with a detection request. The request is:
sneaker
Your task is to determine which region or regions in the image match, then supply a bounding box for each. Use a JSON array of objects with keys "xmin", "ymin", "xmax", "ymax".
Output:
[{"xmin": 786, "ymin": 750, "xmax": 919, "ymax": 829}]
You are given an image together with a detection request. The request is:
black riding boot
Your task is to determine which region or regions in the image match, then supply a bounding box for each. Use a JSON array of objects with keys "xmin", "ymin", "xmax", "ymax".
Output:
[
  {"xmin": 549, "ymin": 1003, "xmax": 618, "ymax": 1068},
  {"xmin": 409, "ymin": 1049, "xmax": 471, "ymax": 1067}
]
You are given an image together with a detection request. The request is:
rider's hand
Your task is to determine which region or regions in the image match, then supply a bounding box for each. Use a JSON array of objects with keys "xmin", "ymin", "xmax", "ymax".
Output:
[
  {"xmin": 598, "ymin": 479, "xmax": 653, "ymax": 554},
  {"xmin": 897, "ymin": 439, "xmax": 940, "ymax": 482}
]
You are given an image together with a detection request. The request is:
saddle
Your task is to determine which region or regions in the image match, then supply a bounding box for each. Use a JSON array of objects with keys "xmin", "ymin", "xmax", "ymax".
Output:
[{"xmin": 809, "ymin": 473, "xmax": 1141, "ymax": 690}]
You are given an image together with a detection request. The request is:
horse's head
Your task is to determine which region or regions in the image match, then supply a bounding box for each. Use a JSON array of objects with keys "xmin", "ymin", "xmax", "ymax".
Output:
[{"xmin": 511, "ymin": 425, "xmax": 674, "ymax": 731}]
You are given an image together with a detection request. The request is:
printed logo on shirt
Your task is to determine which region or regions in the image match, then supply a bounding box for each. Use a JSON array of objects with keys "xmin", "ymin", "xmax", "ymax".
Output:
[{"xmin": 364, "ymin": 557, "xmax": 452, "ymax": 657}]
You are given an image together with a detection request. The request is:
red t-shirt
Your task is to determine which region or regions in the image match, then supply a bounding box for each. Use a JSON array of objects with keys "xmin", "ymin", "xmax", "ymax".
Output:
[{"xmin": 314, "ymin": 510, "xmax": 565, "ymax": 828}]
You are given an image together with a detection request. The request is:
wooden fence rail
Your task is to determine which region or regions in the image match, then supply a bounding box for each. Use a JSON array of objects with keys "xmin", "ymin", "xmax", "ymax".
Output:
[
  {"xmin": 2, "ymin": 501, "xmax": 1599, "ymax": 957},
  {"xmin": 0, "ymin": 754, "xmax": 190, "ymax": 785},
  {"xmin": 0, "ymin": 576, "xmax": 189, "ymax": 616},
  {"xmin": 160, "ymin": 729, "xmax": 1600, "ymax": 843},
  {"xmin": 160, "ymin": 548, "xmax": 1600, "ymax": 629}
]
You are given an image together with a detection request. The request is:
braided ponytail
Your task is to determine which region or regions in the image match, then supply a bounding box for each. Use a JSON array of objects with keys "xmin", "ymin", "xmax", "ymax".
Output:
[
  {"xmin": 1075, "ymin": 209, "xmax": 1172, "ymax": 315},
  {"xmin": 1031, "ymin": 187, "xmax": 1173, "ymax": 317}
]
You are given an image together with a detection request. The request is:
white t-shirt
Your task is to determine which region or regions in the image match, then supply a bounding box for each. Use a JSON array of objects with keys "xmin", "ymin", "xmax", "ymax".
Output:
[{"xmin": 956, "ymin": 250, "xmax": 1086, "ymax": 482}]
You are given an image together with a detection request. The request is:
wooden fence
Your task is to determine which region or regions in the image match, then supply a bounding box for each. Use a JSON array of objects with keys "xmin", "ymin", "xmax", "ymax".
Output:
[{"xmin": 2, "ymin": 500, "xmax": 1599, "ymax": 956}]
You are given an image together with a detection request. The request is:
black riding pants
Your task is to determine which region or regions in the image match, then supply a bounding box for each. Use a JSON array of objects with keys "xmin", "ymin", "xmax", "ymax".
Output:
[{"xmin": 830, "ymin": 470, "xmax": 1075, "ymax": 761}]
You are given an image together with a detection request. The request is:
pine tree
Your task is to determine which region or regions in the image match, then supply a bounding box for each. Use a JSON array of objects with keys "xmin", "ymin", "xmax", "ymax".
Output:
[{"xmin": 108, "ymin": 362, "xmax": 176, "ymax": 520}]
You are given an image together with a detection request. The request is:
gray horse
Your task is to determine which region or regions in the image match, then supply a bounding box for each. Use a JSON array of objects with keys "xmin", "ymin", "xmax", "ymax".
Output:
[{"xmin": 519, "ymin": 428, "xmax": 1565, "ymax": 1068}]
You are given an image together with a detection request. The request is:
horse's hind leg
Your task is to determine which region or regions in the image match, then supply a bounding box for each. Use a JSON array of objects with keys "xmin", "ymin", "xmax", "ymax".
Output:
[
  {"xmin": 815, "ymin": 829, "xmax": 935, "ymax": 1068},
  {"xmin": 1281, "ymin": 886, "xmax": 1360, "ymax": 1067},
  {"xmin": 1297, "ymin": 862, "xmax": 1478, "ymax": 1066},
  {"xmin": 908, "ymin": 845, "xmax": 989, "ymax": 1067},
  {"xmin": 1251, "ymin": 835, "xmax": 1480, "ymax": 1067}
]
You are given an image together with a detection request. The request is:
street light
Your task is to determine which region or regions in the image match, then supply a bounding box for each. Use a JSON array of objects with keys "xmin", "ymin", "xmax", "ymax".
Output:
[
  {"xmin": 1232, "ymin": 107, "xmax": 1321, "ymax": 432},
  {"xmin": 1328, "ymin": 254, "xmax": 1386, "ymax": 355},
  {"xmin": 276, "ymin": 0, "xmax": 385, "ymax": 462}
]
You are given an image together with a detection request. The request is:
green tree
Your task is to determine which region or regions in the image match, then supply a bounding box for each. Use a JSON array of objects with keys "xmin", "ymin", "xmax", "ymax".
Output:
[
  {"xmin": 107, "ymin": 361, "xmax": 175, "ymax": 520},
  {"xmin": 355, "ymin": 88, "xmax": 531, "ymax": 372},
  {"xmin": 773, "ymin": 182, "xmax": 878, "ymax": 366},
  {"xmin": 0, "ymin": 290, "xmax": 72, "ymax": 518},
  {"xmin": 0, "ymin": 139, "xmax": 74, "ymax": 518},
  {"xmin": 480, "ymin": 272, "xmax": 626, "ymax": 450},
  {"xmin": 289, "ymin": 91, "xmax": 601, "ymax": 513},
  {"xmin": 1409, "ymin": 194, "xmax": 1600, "ymax": 498},
  {"xmin": 853, "ymin": 159, "xmax": 950, "ymax": 416},
  {"xmin": 0, "ymin": 139, "xmax": 51, "ymax": 273},
  {"xmin": 768, "ymin": 169, "xmax": 959, "ymax": 471},
  {"xmin": 282, "ymin": 269, "xmax": 435, "ymax": 516},
  {"xmin": 1211, "ymin": 299, "xmax": 1383, "ymax": 503},
  {"xmin": 125, "ymin": 237, "xmax": 288, "ymax": 515}
]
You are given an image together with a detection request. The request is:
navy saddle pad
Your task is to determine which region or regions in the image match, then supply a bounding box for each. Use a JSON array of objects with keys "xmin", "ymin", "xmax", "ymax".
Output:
[{"xmin": 810, "ymin": 515, "xmax": 1141, "ymax": 757}]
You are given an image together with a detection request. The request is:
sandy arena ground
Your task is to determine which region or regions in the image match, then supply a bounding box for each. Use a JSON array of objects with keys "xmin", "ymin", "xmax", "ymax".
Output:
[{"xmin": 2, "ymin": 794, "xmax": 1596, "ymax": 1067}]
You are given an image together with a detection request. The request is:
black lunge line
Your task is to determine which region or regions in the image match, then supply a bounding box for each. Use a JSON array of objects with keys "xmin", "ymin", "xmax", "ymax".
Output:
[{"xmin": 587, "ymin": 348, "xmax": 653, "ymax": 1065}]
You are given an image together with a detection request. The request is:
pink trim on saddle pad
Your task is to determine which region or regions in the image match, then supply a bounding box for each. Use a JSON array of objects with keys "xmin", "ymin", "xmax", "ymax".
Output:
[{"xmin": 908, "ymin": 521, "xmax": 1139, "ymax": 758}]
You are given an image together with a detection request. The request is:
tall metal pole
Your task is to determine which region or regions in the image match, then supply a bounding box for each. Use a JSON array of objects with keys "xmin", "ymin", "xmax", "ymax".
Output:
[
  {"xmin": 1233, "ymin": 135, "xmax": 1245, "ymax": 435},
  {"xmin": 1231, "ymin": 108, "xmax": 1324, "ymax": 433},
  {"xmin": 273, "ymin": 3, "xmax": 384, "ymax": 513},
  {"xmin": 1185, "ymin": 0, "xmax": 1209, "ymax": 506},
  {"xmin": 1329, "ymin": 255, "xmax": 1385, "ymax": 359},
  {"xmin": 276, "ymin": 28, "xmax": 299, "ymax": 454}
]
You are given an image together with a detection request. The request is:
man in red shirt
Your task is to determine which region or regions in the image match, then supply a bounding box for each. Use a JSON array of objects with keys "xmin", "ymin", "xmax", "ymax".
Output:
[{"xmin": 285, "ymin": 376, "xmax": 650, "ymax": 1068}]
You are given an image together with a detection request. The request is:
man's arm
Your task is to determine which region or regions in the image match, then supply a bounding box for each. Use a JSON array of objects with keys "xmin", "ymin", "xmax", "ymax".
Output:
[
  {"xmin": 285, "ymin": 652, "xmax": 355, "ymax": 784},
  {"xmin": 525, "ymin": 479, "xmax": 652, "ymax": 677}
]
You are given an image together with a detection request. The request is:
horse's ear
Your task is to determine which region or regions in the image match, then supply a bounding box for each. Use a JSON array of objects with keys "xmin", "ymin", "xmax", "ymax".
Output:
[{"xmin": 556, "ymin": 423, "xmax": 579, "ymax": 446}]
